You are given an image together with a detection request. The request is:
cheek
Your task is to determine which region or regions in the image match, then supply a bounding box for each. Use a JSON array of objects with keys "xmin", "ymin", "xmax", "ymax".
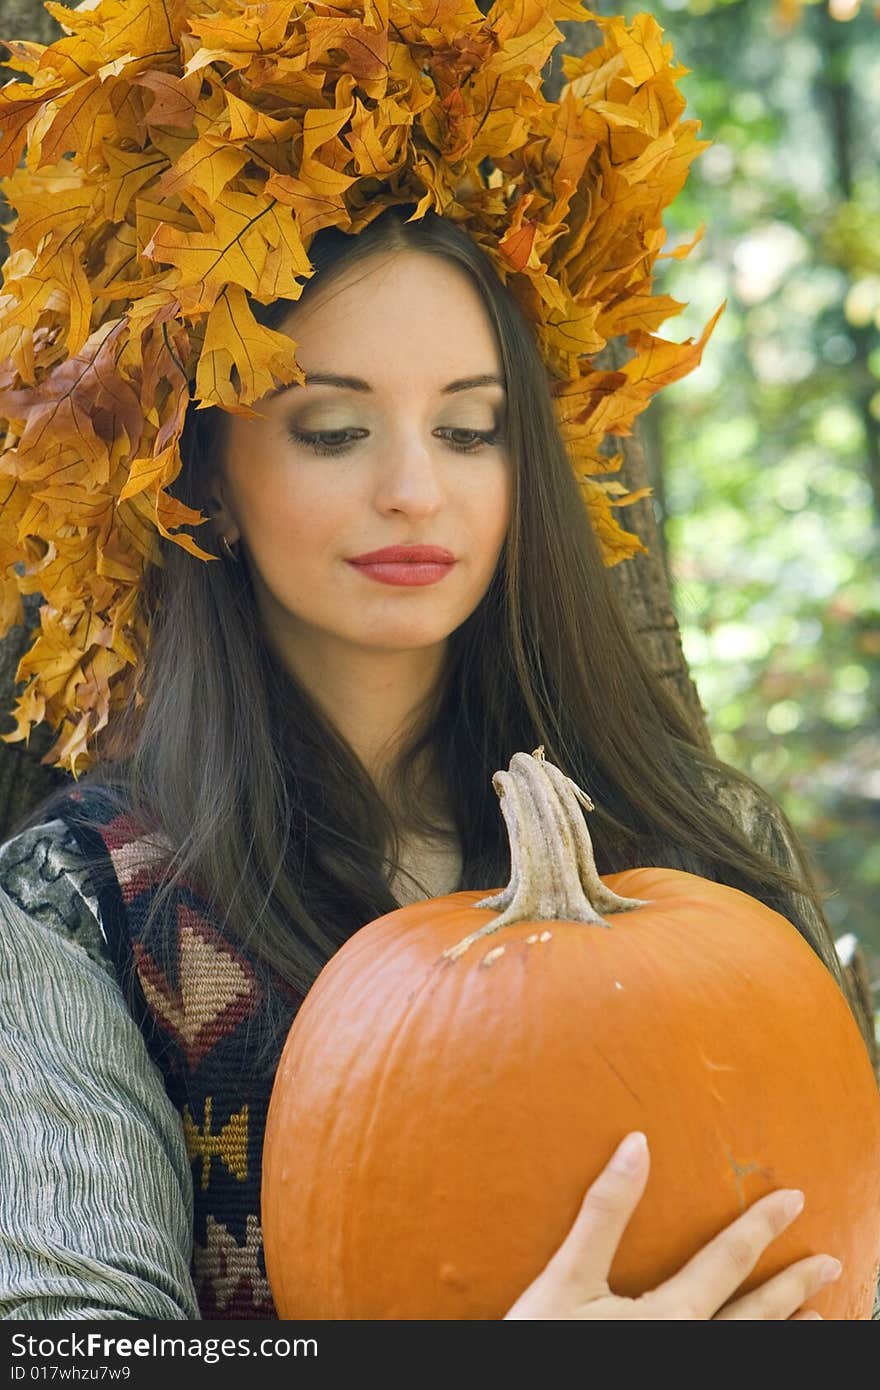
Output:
[
  {"xmin": 238, "ymin": 467, "xmax": 342, "ymax": 552},
  {"xmin": 477, "ymin": 460, "xmax": 513, "ymax": 552}
]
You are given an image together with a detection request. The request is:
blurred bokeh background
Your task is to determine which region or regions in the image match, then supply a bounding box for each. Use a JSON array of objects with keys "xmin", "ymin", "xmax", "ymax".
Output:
[{"xmin": 611, "ymin": 0, "xmax": 880, "ymax": 1005}]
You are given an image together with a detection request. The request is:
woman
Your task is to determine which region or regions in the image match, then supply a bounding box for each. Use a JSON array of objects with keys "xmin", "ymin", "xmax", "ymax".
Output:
[{"xmin": 0, "ymin": 205, "xmax": 863, "ymax": 1320}]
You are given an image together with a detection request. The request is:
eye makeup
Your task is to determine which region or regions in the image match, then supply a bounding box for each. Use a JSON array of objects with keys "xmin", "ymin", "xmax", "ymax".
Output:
[{"xmin": 285, "ymin": 424, "xmax": 505, "ymax": 456}]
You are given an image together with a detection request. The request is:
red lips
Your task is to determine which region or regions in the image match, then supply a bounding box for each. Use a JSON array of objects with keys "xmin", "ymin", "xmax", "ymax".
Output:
[{"xmin": 347, "ymin": 544, "xmax": 455, "ymax": 564}]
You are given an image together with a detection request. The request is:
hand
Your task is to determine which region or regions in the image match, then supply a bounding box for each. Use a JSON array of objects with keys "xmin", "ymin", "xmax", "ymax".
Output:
[{"xmin": 503, "ymin": 1132, "xmax": 842, "ymax": 1320}]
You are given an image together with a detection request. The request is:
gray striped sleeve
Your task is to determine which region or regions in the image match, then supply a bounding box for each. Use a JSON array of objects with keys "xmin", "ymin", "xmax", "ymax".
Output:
[{"xmin": 0, "ymin": 823, "xmax": 199, "ymax": 1320}]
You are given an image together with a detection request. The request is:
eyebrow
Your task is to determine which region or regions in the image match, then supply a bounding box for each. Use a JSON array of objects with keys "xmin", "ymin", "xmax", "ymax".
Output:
[{"xmin": 267, "ymin": 371, "xmax": 506, "ymax": 399}]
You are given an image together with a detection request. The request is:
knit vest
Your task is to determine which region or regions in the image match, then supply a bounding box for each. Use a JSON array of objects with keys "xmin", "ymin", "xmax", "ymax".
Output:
[{"xmin": 54, "ymin": 784, "xmax": 304, "ymax": 1319}]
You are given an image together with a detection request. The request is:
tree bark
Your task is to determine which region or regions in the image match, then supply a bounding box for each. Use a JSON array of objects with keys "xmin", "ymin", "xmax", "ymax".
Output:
[
  {"xmin": 600, "ymin": 342, "xmax": 713, "ymax": 749},
  {"xmin": 815, "ymin": 5, "xmax": 880, "ymax": 537},
  {"xmin": 0, "ymin": 0, "xmax": 61, "ymax": 50}
]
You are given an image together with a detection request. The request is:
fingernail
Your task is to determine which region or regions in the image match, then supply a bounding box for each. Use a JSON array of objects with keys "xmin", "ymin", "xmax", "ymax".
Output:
[
  {"xmin": 819, "ymin": 1257, "xmax": 842, "ymax": 1282},
  {"xmin": 802, "ymin": 1311, "xmax": 823, "ymax": 1320},
  {"xmin": 782, "ymin": 1190, "xmax": 805, "ymax": 1219},
  {"xmin": 612, "ymin": 1131, "xmax": 647, "ymax": 1173}
]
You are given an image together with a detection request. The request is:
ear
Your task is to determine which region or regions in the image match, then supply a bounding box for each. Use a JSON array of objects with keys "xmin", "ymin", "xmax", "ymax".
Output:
[{"xmin": 205, "ymin": 480, "xmax": 241, "ymax": 547}]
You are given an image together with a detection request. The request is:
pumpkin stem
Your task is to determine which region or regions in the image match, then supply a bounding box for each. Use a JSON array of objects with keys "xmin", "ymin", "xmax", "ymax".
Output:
[{"xmin": 442, "ymin": 746, "xmax": 647, "ymax": 962}]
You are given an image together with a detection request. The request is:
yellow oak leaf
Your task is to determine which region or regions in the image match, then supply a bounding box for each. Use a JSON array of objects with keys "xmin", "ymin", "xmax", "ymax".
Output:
[
  {"xmin": 134, "ymin": 68, "xmax": 202, "ymax": 130},
  {"xmin": 0, "ymin": 572, "xmax": 24, "ymax": 637},
  {"xmin": 622, "ymin": 301, "xmax": 726, "ymax": 395},
  {"xmin": 144, "ymin": 188, "xmax": 311, "ymax": 313},
  {"xmin": 185, "ymin": 2, "xmax": 293, "ymax": 57},
  {"xmin": 117, "ymin": 442, "xmax": 182, "ymax": 504},
  {"xmin": 194, "ymin": 283, "xmax": 305, "ymax": 411},
  {"xmin": 155, "ymin": 137, "xmax": 249, "ymax": 206}
]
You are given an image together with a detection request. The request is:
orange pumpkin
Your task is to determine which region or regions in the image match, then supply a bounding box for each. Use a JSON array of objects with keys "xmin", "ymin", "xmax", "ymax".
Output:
[{"xmin": 261, "ymin": 748, "xmax": 880, "ymax": 1319}]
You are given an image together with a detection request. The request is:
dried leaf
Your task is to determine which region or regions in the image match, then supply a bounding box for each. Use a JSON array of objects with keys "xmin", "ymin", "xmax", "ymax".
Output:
[{"xmin": 194, "ymin": 283, "xmax": 305, "ymax": 411}]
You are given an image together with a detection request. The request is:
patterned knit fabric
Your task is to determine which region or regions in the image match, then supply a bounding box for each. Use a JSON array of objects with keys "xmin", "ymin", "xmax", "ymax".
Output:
[{"xmin": 52, "ymin": 784, "xmax": 301, "ymax": 1320}]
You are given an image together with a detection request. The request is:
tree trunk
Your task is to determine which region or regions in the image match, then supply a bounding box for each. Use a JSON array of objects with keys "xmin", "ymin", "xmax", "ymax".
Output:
[
  {"xmin": 601, "ymin": 343, "xmax": 713, "ymax": 749},
  {"xmin": 0, "ymin": 0, "xmax": 61, "ymax": 49},
  {"xmin": 815, "ymin": 5, "xmax": 880, "ymax": 537}
]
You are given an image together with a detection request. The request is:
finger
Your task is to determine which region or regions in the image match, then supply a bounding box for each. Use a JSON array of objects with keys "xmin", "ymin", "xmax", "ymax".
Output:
[
  {"xmin": 647, "ymin": 1188, "xmax": 807, "ymax": 1320},
  {"xmin": 546, "ymin": 1132, "xmax": 650, "ymax": 1296},
  {"xmin": 715, "ymin": 1254, "xmax": 842, "ymax": 1321}
]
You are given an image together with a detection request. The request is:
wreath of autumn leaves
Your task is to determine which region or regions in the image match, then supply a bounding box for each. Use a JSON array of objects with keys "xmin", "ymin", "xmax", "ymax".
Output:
[{"xmin": 0, "ymin": 0, "xmax": 723, "ymax": 776}]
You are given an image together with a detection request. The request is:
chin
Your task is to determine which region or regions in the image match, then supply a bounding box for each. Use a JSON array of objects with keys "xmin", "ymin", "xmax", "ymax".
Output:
[{"xmin": 355, "ymin": 625, "xmax": 455, "ymax": 651}]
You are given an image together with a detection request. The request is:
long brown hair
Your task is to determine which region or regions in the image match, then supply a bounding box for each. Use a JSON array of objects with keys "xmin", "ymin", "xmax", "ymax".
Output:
[{"xmin": 14, "ymin": 206, "xmax": 869, "ymax": 1066}]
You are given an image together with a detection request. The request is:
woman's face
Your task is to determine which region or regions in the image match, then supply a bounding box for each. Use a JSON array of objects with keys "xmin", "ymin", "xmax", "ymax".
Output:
[{"xmin": 214, "ymin": 248, "xmax": 512, "ymax": 675}]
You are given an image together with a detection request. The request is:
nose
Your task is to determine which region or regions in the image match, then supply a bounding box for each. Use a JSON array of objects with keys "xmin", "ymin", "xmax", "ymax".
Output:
[{"xmin": 372, "ymin": 424, "xmax": 445, "ymax": 518}]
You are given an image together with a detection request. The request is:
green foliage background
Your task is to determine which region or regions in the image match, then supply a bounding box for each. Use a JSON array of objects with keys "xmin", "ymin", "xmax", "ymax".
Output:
[{"xmin": 622, "ymin": 0, "xmax": 880, "ymax": 1004}]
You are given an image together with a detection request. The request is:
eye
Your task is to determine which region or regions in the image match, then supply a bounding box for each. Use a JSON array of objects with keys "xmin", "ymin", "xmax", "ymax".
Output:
[
  {"xmin": 286, "ymin": 426, "xmax": 368, "ymax": 455},
  {"xmin": 434, "ymin": 427, "xmax": 503, "ymax": 454},
  {"xmin": 286, "ymin": 424, "xmax": 504, "ymax": 456}
]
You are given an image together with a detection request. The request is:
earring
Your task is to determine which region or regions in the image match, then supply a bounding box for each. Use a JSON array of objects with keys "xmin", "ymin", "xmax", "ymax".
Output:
[{"xmin": 219, "ymin": 534, "xmax": 240, "ymax": 564}]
